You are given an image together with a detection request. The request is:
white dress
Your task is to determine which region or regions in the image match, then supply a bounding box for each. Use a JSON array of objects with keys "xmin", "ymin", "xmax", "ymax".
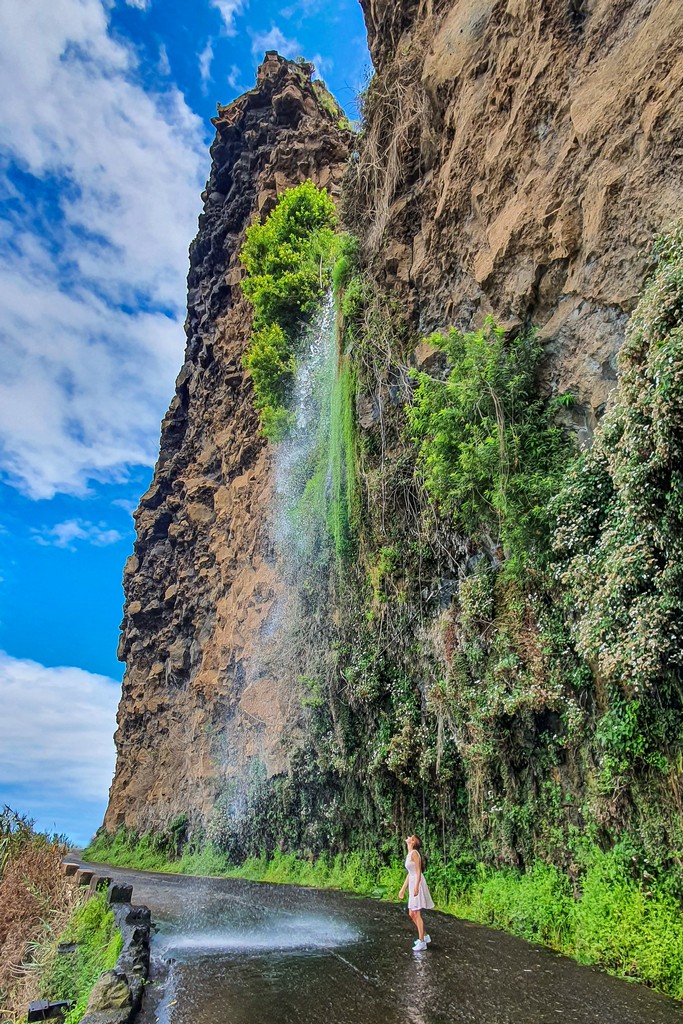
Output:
[{"xmin": 406, "ymin": 852, "xmax": 434, "ymax": 910}]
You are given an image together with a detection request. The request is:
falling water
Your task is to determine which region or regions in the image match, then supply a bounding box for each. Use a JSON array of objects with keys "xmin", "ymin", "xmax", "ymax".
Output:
[
  {"xmin": 271, "ymin": 291, "xmax": 338, "ymax": 581},
  {"xmin": 211, "ymin": 294, "xmax": 341, "ymax": 843},
  {"xmin": 159, "ymin": 913, "xmax": 359, "ymax": 958}
]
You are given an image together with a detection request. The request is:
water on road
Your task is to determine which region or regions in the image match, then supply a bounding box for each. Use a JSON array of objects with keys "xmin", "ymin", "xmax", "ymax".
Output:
[{"xmin": 82, "ymin": 861, "xmax": 682, "ymax": 1024}]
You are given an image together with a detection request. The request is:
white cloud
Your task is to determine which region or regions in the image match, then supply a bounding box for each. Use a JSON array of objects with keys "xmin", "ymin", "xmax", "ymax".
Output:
[
  {"xmin": 124, "ymin": 0, "xmax": 150, "ymax": 8},
  {"xmin": 112, "ymin": 497, "xmax": 137, "ymax": 515},
  {"xmin": 157, "ymin": 42, "xmax": 171, "ymax": 75},
  {"xmin": 199, "ymin": 38, "xmax": 214, "ymax": 86},
  {"xmin": 32, "ymin": 518, "xmax": 125, "ymax": 550},
  {"xmin": 227, "ymin": 63, "xmax": 243, "ymax": 92},
  {"xmin": 280, "ymin": 0, "xmax": 324, "ymax": 17},
  {"xmin": 0, "ymin": 651, "xmax": 120, "ymax": 806},
  {"xmin": 0, "ymin": 0, "xmax": 208, "ymax": 499},
  {"xmin": 250, "ymin": 25, "xmax": 301, "ymax": 61},
  {"xmin": 311, "ymin": 52, "xmax": 333, "ymax": 78},
  {"xmin": 211, "ymin": 0, "xmax": 246, "ymax": 35}
]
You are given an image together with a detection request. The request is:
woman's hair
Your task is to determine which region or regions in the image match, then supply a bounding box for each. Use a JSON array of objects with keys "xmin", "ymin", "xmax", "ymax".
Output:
[{"xmin": 410, "ymin": 834, "xmax": 426, "ymax": 872}]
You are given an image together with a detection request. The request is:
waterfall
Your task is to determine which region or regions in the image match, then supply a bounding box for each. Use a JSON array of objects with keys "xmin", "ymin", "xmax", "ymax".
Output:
[
  {"xmin": 251, "ymin": 290, "xmax": 347, "ymax": 694},
  {"xmin": 211, "ymin": 293, "xmax": 350, "ymax": 848},
  {"xmin": 271, "ymin": 291, "xmax": 339, "ymax": 582}
]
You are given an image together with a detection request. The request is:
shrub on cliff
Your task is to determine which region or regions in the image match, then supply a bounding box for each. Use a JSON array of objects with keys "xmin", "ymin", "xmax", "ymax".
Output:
[
  {"xmin": 242, "ymin": 323, "xmax": 297, "ymax": 439},
  {"xmin": 241, "ymin": 181, "xmax": 337, "ymax": 439},
  {"xmin": 408, "ymin": 318, "xmax": 571, "ymax": 563},
  {"xmin": 552, "ymin": 221, "xmax": 683, "ymax": 779}
]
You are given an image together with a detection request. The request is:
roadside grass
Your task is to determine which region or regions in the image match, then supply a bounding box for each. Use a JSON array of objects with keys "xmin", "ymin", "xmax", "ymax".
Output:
[
  {"xmin": 37, "ymin": 891, "xmax": 122, "ymax": 1024},
  {"xmin": 0, "ymin": 808, "xmax": 76, "ymax": 1021},
  {"xmin": 84, "ymin": 834, "xmax": 683, "ymax": 1000}
]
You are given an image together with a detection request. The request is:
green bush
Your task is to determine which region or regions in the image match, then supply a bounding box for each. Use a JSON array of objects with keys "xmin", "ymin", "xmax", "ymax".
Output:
[
  {"xmin": 573, "ymin": 850, "xmax": 683, "ymax": 996},
  {"xmin": 450, "ymin": 849, "xmax": 683, "ymax": 996},
  {"xmin": 241, "ymin": 180, "xmax": 336, "ymax": 332},
  {"xmin": 552, "ymin": 220, "xmax": 683, "ymax": 778},
  {"xmin": 331, "ymin": 233, "xmax": 360, "ymax": 295},
  {"xmin": 240, "ymin": 180, "xmax": 337, "ymax": 439},
  {"xmin": 408, "ymin": 319, "xmax": 572, "ymax": 563},
  {"xmin": 459, "ymin": 861, "xmax": 575, "ymax": 948},
  {"xmin": 242, "ymin": 322, "xmax": 297, "ymax": 439},
  {"xmin": 553, "ymin": 222, "xmax": 683, "ymax": 696}
]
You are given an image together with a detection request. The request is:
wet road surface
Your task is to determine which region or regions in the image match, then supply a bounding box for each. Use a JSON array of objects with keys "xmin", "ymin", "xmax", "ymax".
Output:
[{"xmin": 81, "ymin": 860, "xmax": 683, "ymax": 1024}]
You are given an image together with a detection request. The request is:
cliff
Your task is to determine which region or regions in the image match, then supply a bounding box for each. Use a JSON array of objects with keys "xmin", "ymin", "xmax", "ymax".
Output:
[
  {"xmin": 104, "ymin": 54, "xmax": 350, "ymax": 832},
  {"xmin": 105, "ymin": 0, "xmax": 683, "ymax": 872},
  {"xmin": 334, "ymin": 0, "xmax": 683, "ymax": 871}
]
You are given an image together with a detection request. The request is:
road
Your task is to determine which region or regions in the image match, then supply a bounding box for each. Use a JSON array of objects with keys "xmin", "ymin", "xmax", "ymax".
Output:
[{"xmin": 80, "ymin": 859, "xmax": 683, "ymax": 1024}]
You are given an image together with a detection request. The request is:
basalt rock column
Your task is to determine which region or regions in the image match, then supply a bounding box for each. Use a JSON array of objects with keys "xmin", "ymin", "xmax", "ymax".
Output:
[{"xmin": 104, "ymin": 54, "xmax": 350, "ymax": 833}]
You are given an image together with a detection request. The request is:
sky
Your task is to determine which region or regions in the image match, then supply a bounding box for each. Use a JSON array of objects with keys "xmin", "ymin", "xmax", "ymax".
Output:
[{"xmin": 0, "ymin": 0, "xmax": 369, "ymax": 847}]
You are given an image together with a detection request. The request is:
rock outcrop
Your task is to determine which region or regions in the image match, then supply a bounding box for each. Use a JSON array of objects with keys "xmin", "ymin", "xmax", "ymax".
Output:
[
  {"xmin": 104, "ymin": 54, "xmax": 350, "ymax": 832},
  {"xmin": 353, "ymin": 0, "xmax": 683, "ymax": 440}
]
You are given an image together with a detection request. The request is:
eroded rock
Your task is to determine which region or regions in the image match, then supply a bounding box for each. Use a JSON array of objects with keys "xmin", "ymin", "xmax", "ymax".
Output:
[{"xmin": 85, "ymin": 972, "xmax": 131, "ymax": 1013}]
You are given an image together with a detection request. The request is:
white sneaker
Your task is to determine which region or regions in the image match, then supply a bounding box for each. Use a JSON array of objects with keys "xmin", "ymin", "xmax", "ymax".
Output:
[
  {"xmin": 413, "ymin": 939, "xmax": 427, "ymax": 951},
  {"xmin": 423, "ymin": 934, "xmax": 431, "ymax": 944}
]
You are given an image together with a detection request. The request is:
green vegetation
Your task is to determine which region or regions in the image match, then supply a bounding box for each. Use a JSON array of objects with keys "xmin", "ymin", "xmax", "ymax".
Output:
[
  {"xmin": 553, "ymin": 223, "xmax": 683, "ymax": 785},
  {"xmin": 312, "ymin": 79, "xmax": 351, "ymax": 131},
  {"xmin": 330, "ymin": 222, "xmax": 683, "ymax": 880},
  {"xmin": 242, "ymin": 323, "xmax": 296, "ymax": 439},
  {"xmin": 267, "ymin": 230, "xmax": 361, "ymax": 565},
  {"xmin": 39, "ymin": 892, "xmax": 122, "ymax": 1024},
  {"xmin": 385, "ymin": 318, "xmax": 581, "ymax": 858},
  {"xmin": 278, "ymin": 220, "xmax": 683, "ymax": 997},
  {"xmin": 0, "ymin": 809, "xmax": 73, "ymax": 1021},
  {"xmin": 457, "ymin": 851, "xmax": 683, "ymax": 997},
  {"xmin": 328, "ymin": 237, "xmax": 362, "ymax": 560},
  {"xmin": 241, "ymin": 180, "xmax": 336, "ymax": 332},
  {"xmin": 290, "ymin": 351, "xmax": 359, "ymax": 564},
  {"xmin": 1, "ymin": 809, "xmax": 122, "ymax": 1023},
  {"xmin": 408, "ymin": 319, "xmax": 572, "ymax": 563},
  {"xmin": 241, "ymin": 180, "xmax": 337, "ymax": 439},
  {"xmin": 328, "ymin": 361, "xmax": 357, "ymax": 558}
]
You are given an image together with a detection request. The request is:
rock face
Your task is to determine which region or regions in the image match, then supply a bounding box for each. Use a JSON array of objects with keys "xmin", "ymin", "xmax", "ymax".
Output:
[
  {"xmin": 106, "ymin": 3, "xmax": 683, "ymax": 840},
  {"xmin": 104, "ymin": 54, "xmax": 350, "ymax": 832},
  {"xmin": 354, "ymin": 0, "xmax": 683, "ymax": 439}
]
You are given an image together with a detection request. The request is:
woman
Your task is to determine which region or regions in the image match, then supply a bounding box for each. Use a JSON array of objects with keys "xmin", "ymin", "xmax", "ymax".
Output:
[{"xmin": 399, "ymin": 834, "xmax": 434, "ymax": 951}]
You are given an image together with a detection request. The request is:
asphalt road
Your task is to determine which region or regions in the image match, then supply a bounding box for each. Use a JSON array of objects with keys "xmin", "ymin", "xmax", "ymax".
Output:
[{"xmin": 80, "ymin": 859, "xmax": 683, "ymax": 1024}]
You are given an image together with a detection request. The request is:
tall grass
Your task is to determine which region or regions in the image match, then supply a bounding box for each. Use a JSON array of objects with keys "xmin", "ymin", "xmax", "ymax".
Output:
[
  {"xmin": 0, "ymin": 808, "xmax": 75, "ymax": 1022},
  {"xmin": 84, "ymin": 831, "xmax": 683, "ymax": 1000}
]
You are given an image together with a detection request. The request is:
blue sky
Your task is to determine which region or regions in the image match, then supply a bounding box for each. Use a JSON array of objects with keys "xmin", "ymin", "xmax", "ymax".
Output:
[{"xmin": 0, "ymin": 0, "xmax": 369, "ymax": 846}]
